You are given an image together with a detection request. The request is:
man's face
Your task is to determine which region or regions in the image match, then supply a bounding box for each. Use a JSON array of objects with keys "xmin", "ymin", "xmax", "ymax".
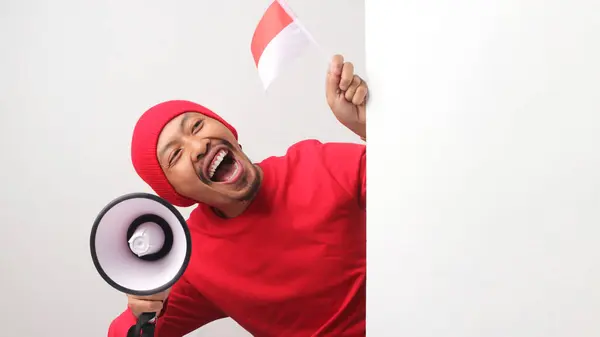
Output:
[{"xmin": 156, "ymin": 112, "xmax": 261, "ymax": 207}]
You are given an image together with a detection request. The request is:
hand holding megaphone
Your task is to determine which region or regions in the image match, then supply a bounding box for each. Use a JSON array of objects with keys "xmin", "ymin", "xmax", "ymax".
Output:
[
  {"xmin": 90, "ymin": 192, "xmax": 192, "ymax": 336},
  {"xmin": 127, "ymin": 288, "xmax": 171, "ymax": 318}
]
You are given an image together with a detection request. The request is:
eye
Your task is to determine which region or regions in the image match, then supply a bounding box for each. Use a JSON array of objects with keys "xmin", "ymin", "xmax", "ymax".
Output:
[
  {"xmin": 168, "ymin": 149, "xmax": 181, "ymax": 166},
  {"xmin": 192, "ymin": 120, "xmax": 203, "ymax": 133}
]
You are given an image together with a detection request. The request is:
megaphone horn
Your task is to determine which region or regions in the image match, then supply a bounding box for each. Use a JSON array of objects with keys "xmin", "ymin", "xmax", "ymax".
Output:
[{"xmin": 90, "ymin": 192, "xmax": 192, "ymax": 336}]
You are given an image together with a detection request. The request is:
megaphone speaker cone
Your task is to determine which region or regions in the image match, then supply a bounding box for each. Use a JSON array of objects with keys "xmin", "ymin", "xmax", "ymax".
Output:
[{"xmin": 90, "ymin": 192, "xmax": 192, "ymax": 296}]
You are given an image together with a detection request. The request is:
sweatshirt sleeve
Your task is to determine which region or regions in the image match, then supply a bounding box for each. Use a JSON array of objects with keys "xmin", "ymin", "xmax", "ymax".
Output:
[
  {"xmin": 319, "ymin": 141, "xmax": 367, "ymax": 210},
  {"xmin": 107, "ymin": 276, "xmax": 226, "ymax": 337}
]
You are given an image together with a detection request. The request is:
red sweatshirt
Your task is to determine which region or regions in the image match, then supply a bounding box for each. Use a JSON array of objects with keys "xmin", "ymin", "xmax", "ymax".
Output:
[{"xmin": 108, "ymin": 139, "xmax": 366, "ymax": 337}]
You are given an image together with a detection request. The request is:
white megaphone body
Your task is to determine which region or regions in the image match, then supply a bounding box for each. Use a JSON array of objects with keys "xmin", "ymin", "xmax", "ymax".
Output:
[{"xmin": 90, "ymin": 192, "xmax": 192, "ymax": 337}]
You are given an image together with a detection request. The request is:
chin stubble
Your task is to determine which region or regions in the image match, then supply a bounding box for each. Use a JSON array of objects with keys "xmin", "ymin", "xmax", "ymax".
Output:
[{"xmin": 235, "ymin": 164, "xmax": 262, "ymax": 202}]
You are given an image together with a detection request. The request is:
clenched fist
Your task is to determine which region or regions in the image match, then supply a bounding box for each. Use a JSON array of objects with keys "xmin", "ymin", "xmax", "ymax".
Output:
[
  {"xmin": 325, "ymin": 54, "xmax": 368, "ymax": 141},
  {"xmin": 127, "ymin": 288, "xmax": 170, "ymax": 318}
]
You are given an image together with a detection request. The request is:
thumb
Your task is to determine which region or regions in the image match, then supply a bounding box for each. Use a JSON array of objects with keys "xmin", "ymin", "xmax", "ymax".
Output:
[
  {"xmin": 325, "ymin": 55, "xmax": 344, "ymax": 104},
  {"xmin": 326, "ymin": 72, "xmax": 340, "ymax": 105}
]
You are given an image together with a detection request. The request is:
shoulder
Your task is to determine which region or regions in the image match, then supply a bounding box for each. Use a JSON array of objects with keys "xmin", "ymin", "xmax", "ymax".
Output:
[
  {"xmin": 256, "ymin": 139, "xmax": 323, "ymax": 169},
  {"xmin": 259, "ymin": 139, "xmax": 365, "ymax": 171},
  {"xmin": 260, "ymin": 139, "xmax": 365, "ymax": 192},
  {"xmin": 283, "ymin": 139, "xmax": 366, "ymax": 163},
  {"xmin": 255, "ymin": 140, "xmax": 366, "ymax": 208},
  {"xmin": 282, "ymin": 139, "xmax": 323, "ymax": 158}
]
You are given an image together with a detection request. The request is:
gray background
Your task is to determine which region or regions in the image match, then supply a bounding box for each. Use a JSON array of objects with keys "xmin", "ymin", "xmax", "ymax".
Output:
[
  {"xmin": 366, "ymin": 0, "xmax": 600, "ymax": 336},
  {"xmin": 0, "ymin": 0, "xmax": 364, "ymax": 336}
]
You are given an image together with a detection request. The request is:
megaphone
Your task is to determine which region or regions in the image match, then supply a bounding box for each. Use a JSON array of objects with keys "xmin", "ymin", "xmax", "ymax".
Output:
[{"xmin": 90, "ymin": 192, "xmax": 191, "ymax": 336}]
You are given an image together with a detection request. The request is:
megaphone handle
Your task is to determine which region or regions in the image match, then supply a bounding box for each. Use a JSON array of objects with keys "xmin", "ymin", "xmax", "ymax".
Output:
[{"xmin": 127, "ymin": 312, "xmax": 156, "ymax": 337}]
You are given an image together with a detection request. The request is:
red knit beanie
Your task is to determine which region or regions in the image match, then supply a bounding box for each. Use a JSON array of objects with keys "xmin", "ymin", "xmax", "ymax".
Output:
[{"xmin": 130, "ymin": 100, "xmax": 238, "ymax": 207}]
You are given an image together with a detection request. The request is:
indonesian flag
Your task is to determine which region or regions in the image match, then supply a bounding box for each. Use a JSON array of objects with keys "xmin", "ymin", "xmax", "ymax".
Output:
[{"xmin": 251, "ymin": 0, "xmax": 312, "ymax": 89}]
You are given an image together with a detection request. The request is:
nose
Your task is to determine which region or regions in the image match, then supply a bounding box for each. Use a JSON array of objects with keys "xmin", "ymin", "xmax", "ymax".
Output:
[{"xmin": 188, "ymin": 138, "xmax": 210, "ymax": 163}]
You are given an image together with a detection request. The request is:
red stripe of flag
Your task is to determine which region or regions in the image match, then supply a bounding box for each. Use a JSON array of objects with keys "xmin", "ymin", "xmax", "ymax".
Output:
[{"xmin": 251, "ymin": 1, "xmax": 294, "ymax": 67}]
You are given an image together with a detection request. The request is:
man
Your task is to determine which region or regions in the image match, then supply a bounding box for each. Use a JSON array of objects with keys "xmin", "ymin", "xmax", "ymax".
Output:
[{"xmin": 108, "ymin": 54, "xmax": 368, "ymax": 337}]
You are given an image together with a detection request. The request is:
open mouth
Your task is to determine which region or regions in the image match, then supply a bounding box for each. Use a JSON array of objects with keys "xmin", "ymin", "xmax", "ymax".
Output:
[{"xmin": 206, "ymin": 148, "xmax": 242, "ymax": 183}]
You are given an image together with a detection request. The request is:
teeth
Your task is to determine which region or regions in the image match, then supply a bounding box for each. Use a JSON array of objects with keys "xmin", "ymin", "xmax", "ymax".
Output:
[
  {"xmin": 227, "ymin": 161, "xmax": 240, "ymax": 180},
  {"xmin": 208, "ymin": 149, "xmax": 228, "ymax": 178}
]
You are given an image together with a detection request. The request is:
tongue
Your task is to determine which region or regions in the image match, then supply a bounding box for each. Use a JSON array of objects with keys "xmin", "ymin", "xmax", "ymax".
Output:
[{"xmin": 213, "ymin": 161, "xmax": 236, "ymax": 182}]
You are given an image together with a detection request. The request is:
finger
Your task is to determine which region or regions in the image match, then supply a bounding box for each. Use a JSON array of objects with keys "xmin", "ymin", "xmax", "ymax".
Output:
[
  {"xmin": 344, "ymin": 75, "xmax": 362, "ymax": 102},
  {"xmin": 129, "ymin": 299, "xmax": 164, "ymax": 314},
  {"xmin": 357, "ymin": 105, "xmax": 366, "ymax": 125},
  {"xmin": 352, "ymin": 84, "xmax": 369, "ymax": 106},
  {"xmin": 326, "ymin": 73, "xmax": 341, "ymax": 106},
  {"xmin": 326, "ymin": 55, "xmax": 345, "ymax": 103},
  {"xmin": 129, "ymin": 293, "xmax": 167, "ymax": 301},
  {"xmin": 328, "ymin": 54, "xmax": 344, "ymax": 76},
  {"xmin": 339, "ymin": 62, "xmax": 355, "ymax": 91}
]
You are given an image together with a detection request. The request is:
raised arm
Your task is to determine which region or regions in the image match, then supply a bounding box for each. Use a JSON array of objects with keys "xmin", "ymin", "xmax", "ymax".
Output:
[{"xmin": 326, "ymin": 54, "xmax": 368, "ymax": 141}]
